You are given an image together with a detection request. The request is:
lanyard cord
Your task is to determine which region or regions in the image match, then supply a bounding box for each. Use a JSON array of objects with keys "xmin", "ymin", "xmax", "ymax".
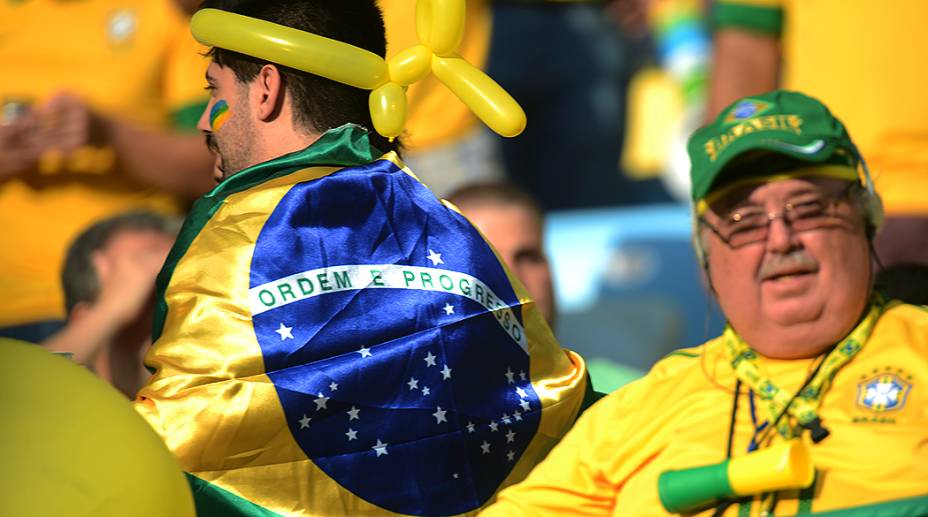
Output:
[
  {"xmin": 712, "ymin": 352, "xmax": 829, "ymax": 517},
  {"xmin": 753, "ymin": 349, "xmax": 831, "ymax": 447}
]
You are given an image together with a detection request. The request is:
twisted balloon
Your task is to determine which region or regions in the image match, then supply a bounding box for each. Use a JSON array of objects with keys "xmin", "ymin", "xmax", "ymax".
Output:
[{"xmin": 190, "ymin": 0, "xmax": 527, "ymax": 139}]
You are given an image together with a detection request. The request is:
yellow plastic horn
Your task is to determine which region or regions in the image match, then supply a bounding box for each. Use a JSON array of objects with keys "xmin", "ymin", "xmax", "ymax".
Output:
[
  {"xmin": 728, "ymin": 439, "xmax": 814, "ymax": 495},
  {"xmin": 432, "ymin": 55, "xmax": 527, "ymax": 138},
  {"xmin": 658, "ymin": 440, "xmax": 815, "ymax": 514},
  {"xmin": 416, "ymin": 0, "xmax": 466, "ymax": 56},
  {"xmin": 191, "ymin": 9, "xmax": 388, "ymax": 90}
]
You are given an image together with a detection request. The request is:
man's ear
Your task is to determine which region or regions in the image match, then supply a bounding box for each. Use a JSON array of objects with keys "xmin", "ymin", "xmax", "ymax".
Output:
[{"xmin": 253, "ymin": 64, "xmax": 285, "ymax": 122}]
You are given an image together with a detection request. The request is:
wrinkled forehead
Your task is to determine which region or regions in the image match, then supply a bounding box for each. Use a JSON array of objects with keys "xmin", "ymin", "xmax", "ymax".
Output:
[{"xmin": 705, "ymin": 176, "xmax": 850, "ymax": 216}]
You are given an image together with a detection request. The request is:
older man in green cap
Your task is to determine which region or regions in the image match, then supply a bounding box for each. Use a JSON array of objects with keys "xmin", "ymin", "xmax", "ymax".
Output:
[{"xmin": 480, "ymin": 90, "xmax": 928, "ymax": 516}]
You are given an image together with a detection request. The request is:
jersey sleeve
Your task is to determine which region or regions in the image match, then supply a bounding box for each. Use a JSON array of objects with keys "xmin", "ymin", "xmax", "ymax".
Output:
[
  {"xmin": 712, "ymin": 0, "xmax": 784, "ymax": 35},
  {"xmin": 480, "ymin": 378, "xmax": 651, "ymax": 516}
]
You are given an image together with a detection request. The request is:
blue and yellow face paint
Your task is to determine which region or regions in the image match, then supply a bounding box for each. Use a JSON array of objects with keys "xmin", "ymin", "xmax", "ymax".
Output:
[{"xmin": 209, "ymin": 100, "xmax": 230, "ymax": 131}]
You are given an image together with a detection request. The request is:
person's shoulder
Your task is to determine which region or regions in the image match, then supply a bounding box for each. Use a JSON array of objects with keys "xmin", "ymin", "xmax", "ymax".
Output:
[
  {"xmin": 588, "ymin": 337, "xmax": 723, "ymax": 414},
  {"xmin": 648, "ymin": 337, "xmax": 722, "ymax": 382},
  {"xmin": 877, "ymin": 301, "xmax": 928, "ymax": 348}
]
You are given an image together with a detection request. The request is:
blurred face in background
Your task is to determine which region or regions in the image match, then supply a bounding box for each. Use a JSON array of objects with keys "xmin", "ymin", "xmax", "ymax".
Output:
[
  {"xmin": 461, "ymin": 202, "xmax": 556, "ymax": 326},
  {"xmin": 701, "ymin": 176, "xmax": 872, "ymax": 358}
]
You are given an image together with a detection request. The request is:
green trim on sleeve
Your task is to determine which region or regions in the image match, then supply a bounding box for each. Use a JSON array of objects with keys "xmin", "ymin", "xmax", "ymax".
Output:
[
  {"xmin": 171, "ymin": 101, "xmax": 208, "ymax": 133},
  {"xmin": 712, "ymin": 2, "xmax": 783, "ymax": 35}
]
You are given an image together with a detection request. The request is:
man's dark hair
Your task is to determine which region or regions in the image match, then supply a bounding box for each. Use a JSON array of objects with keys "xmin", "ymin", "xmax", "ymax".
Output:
[
  {"xmin": 199, "ymin": 0, "xmax": 400, "ymax": 154},
  {"xmin": 446, "ymin": 181, "xmax": 544, "ymax": 220},
  {"xmin": 62, "ymin": 212, "xmax": 182, "ymax": 314}
]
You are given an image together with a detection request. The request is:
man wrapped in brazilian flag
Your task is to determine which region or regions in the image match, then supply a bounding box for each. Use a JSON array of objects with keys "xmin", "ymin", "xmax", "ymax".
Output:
[{"xmin": 133, "ymin": 1, "xmax": 588, "ymax": 515}]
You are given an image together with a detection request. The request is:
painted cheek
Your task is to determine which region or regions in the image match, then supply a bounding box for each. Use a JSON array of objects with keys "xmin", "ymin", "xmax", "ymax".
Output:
[{"xmin": 209, "ymin": 99, "xmax": 231, "ymax": 131}]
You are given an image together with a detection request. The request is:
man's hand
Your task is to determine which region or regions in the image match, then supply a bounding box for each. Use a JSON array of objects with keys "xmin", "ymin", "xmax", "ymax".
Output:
[
  {"xmin": 35, "ymin": 92, "xmax": 102, "ymax": 155},
  {"xmin": 0, "ymin": 112, "xmax": 42, "ymax": 179},
  {"xmin": 90, "ymin": 238, "xmax": 169, "ymax": 330},
  {"xmin": 43, "ymin": 231, "xmax": 170, "ymax": 366}
]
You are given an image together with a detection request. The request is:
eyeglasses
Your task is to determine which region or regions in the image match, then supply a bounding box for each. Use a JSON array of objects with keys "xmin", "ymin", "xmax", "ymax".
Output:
[{"xmin": 699, "ymin": 184, "xmax": 857, "ymax": 248}]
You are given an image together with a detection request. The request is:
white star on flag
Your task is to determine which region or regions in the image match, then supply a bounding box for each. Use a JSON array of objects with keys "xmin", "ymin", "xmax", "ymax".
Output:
[
  {"xmin": 443, "ymin": 303, "xmax": 455, "ymax": 315},
  {"xmin": 513, "ymin": 410, "xmax": 523, "ymax": 422},
  {"xmin": 501, "ymin": 413, "xmax": 512, "ymax": 425},
  {"xmin": 422, "ymin": 386, "xmax": 431, "ymax": 396},
  {"xmin": 433, "ymin": 406, "xmax": 448, "ymax": 424},
  {"xmin": 519, "ymin": 370, "xmax": 527, "ymax": 381},
  {"xmin": 347, "ymin": 406, "xmax": 360, "ymax": 421},
  {"xmin": 314, "ymin": 393, "xmax": 330, "ymax": 410},
  {"xmin": 275, "ymin": 323, "xmax": 294, "ymax": 341},
  {"xmin": 427, "ymin": 249, "xmax": 444, "ymax": 266},
  {"xmin": 466, "ymin": 422, "xmax": 475, "ymax": 433},
  {"xmin": 358, "ymin": 346, "xmax": 372, "ymax": 358},
  {"xmin": 424, "ymin": 352, "xmax": 437, "ymax": 367},
  {"xmin": 506, "ymin": 429, "xmax": 516, "ymax": 443},
  {"xmin": 520, "ymin": 399, "xmax": 531, "ymax": 411},
  {"xmin": 407, "ymin": 377, "xmax": 419, "ymax": 390},
  {"xmin": 489, "ymin": 421, "xmax": 499, "ymax": 432},
  {"xmin": 505, "ymin": 368, "xmax": 515, "ymax": 384},
  {"xmin": 507, "ymin": 451, "xmax": 515, "ymax": 462},
  {"xmin": 329, "ymin": 381, "xmax": 339, "ymax": 392},
  {"xmin": 441, "ymin": 364, "xmax": 453, "ymax": 380},
  {"xmin": 515, "ymin": 386, "xmax": 528, "ymax": 398},
  {"xmin": 346, "ymin": 428, "xmax": 358, "ymax": 441},
  {"xmin": 480, "ymin": 441, "xmax": 491, "ymax": 454},
  {"xmin": 372, "ymin": 439, "xmax": 389, "ymax": 457},
  {"xmin": 299, "ymin": 414, "xmax": 311, "ymax": 429}
]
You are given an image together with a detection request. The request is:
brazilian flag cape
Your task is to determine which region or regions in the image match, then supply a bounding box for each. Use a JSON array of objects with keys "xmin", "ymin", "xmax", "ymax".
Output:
[{"xmin": 135, "ymin": 125, "xmax": 589, "ymax": 516}]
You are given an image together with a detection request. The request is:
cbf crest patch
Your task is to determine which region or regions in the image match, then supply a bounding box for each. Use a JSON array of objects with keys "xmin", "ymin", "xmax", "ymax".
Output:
[
  {"xmin": 856, "ymin": 370, "xmax": 913, "ymax": 412},
  {"xmin": 723, "ymin": 99, "xmax": 773, "ymax": 125}
]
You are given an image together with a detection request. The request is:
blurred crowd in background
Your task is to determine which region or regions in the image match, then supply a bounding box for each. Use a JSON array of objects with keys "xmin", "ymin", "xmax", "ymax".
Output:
[{"xmin": 1, "ymin": 0, "xmax": 926, "ymax": 396}]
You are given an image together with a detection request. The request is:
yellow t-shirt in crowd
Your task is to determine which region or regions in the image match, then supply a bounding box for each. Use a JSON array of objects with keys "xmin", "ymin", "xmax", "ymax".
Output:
[
  {"xmin": 379, "ymin": 0, "xmax": 491, "ymax": 151},
  {"xmin": 482, "ymin": 302, "xmax": 928, "ymax": 515},
  {"xmin": 0, "ymin": 0, "xmax": 208, "ymax": 326},
  {"xmin": 713, "ymin": 0, "xmax": 928, "ymax": 216}
]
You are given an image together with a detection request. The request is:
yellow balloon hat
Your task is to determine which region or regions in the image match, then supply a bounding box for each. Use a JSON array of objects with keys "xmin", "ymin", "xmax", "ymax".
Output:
[{"xmin": 190, "ymin": 0, "xmax": 527, "ymax": 139}]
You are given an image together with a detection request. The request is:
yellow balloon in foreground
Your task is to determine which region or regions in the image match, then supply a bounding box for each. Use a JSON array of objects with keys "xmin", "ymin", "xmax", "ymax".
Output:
[
  {"xmin": 0, "ymin": 339, "xmax": 194, "ymax": 517},
  {"xmin": 432, "ymin": 55, "xmax": 527, "ymax": 137},
  {"xmin": 191, "ymin": 8, "xmax": 389, "ymax": 90}
]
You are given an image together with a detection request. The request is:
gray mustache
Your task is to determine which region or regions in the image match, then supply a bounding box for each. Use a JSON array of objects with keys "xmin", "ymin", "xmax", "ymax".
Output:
[{"xmin": 758, "ymin": 250, "xmax": 819, "ymax": 280}]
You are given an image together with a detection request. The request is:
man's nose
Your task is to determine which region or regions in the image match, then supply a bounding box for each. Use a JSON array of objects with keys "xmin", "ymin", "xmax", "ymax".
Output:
[
  {"xmin": 765, "ymin": 216, "xmax": 798, "ymax": 253},
  {"xmin": 196, "ymin": 102, "xmax": 212, "ymax": 134}
]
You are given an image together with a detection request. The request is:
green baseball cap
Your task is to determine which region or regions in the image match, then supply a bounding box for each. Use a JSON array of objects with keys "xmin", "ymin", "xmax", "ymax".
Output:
[{"xmin": 687, "ymin": 90, "xmax": 858, "ymax": 201}]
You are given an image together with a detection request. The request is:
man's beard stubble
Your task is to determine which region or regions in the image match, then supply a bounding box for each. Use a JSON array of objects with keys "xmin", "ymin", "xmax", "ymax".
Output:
[{"xmin": 205, "ymin": 124, "xmax": 254, "ymax": 181}]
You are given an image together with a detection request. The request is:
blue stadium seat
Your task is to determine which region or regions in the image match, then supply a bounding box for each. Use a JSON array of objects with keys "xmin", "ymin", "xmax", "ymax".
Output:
[{"xmin": 546, "ymin": 203, "xmax": 725, "ymax": 381}]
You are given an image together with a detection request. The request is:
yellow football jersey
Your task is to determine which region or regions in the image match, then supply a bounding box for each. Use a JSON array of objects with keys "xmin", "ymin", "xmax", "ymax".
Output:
[
  {"xmin": 0, "ymin": 0, "xmax": 209, "ymax": 326},
  {"xmin": 713, "ymin": 0, "xmax": 928, "ymax": 216},
  {"xmin": 483, "ymin": 302, "xmax": 928, "ymax": 516}
]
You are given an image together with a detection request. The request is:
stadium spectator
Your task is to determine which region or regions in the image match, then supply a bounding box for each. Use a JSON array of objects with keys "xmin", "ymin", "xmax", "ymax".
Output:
[
  {"xmin": 0, "ymin": 0, "xmax": 214, "ymax": 343},
  {"xmin": 482, "ymin": 91, "xmax": 928, "ymax": 515},
  {"xmin": 44, "ymin": 212, "xmax": 179, "ymax": 398}
]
